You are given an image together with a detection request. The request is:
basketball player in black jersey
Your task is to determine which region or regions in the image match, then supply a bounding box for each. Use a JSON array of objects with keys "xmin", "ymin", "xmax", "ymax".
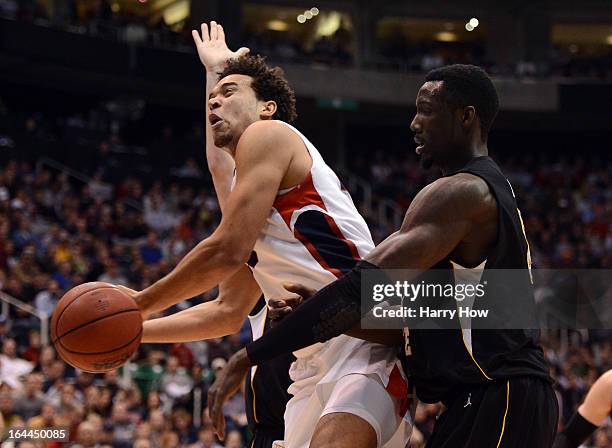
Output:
[{"xmin": 209, "ymin": 65, "xmax": 559, "ymax": 447}]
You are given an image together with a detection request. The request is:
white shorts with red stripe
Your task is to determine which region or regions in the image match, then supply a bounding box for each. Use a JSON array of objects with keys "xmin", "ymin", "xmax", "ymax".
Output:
[{"xmin": 283, "ymin": 365, "xmax": 412, "ymax": 448}]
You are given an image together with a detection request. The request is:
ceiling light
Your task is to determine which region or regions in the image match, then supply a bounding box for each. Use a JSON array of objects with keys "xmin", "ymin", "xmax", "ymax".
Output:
[
  {"xmin": 311, "ymin": 7, "xmax": 319, "ymax": 16},
  {"xmin": 469, "ymin": 18, "xmax": 479, "ymax": 27},
  {"xmin": 304, "ymin": 11, "xmax": 313, "ymax": 19},
  {"xmin": 435, "ymin": 31, "xmax": 457, "ymax": 42},
  {"xmin": 465, "ymin": 23, "xmax": 474, "ymax": 32},
  {"xmin": 267, "ymin": 20, "xmax": 288, "ymax": 32},
  {"xmin": 297, "ymin": 15, "xmax": 306, "ymax": 24}
]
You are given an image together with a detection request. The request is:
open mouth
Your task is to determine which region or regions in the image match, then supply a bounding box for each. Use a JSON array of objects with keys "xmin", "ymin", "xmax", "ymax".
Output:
[
  {"xmin": 414, "ymin": 137, "xmax": 425, "ymax": 154},
  {"xmin": 209, "ymin": 114, "xmax": 224, "ymax": 129}
]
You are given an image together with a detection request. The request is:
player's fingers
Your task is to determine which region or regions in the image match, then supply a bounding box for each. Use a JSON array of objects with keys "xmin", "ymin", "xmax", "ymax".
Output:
[
  {"xmin": 208, "ymin": 388, "xmax": 221, "ymax": 436},
  {"xmin": 201, "ymin": 22, "xmax": 209, "ymax": 41},
  {"xmin": 236, "ymin": 47, "xmax": 250, "ymax": 57},
  {"xmin": 283, "ymin": 283, "xmax": 316, "ymax": 299},
  {"xmin": 213, "ymin": 398, "xmax": 225, "ymax": 440},
  {"xmin": 268, "ymin": 299, "xmax": 287, "ymax": 309},
  {"xmin": 218, "ymin": 24, "xmax": 225, "ymax": 42},
  {"xmin": 207, "ymin": 387, "xmax": 215, "ymax": 417},
  {"xmin": 218, "ymin": 414, "xmax": 226, "ymax": 441},
  {"xmin": 191, "ymin": 29, "xmax": 202, "ymax": 46},
  {"xmin": 210, "ymin": 21, "xmax": 218, "ymax": 40},
  {"xmin": 284, "ymin": 296, "xmax": 303, "ymax": 307},
  {"xmin": 269, "ymin": 306, "xmax": 292, "ymax": 322}
]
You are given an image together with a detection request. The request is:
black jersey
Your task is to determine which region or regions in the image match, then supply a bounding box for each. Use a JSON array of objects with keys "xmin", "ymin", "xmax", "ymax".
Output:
[
  {"xmin": 404, "ymin": 156, "xmax": 552, "ymax": 404},
  {"xmin": 244, "ymin": 296, "xmax": 295, "ymax": 433}
]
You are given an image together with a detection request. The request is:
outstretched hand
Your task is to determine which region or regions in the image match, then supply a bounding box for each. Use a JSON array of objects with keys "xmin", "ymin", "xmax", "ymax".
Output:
[
  {"xmin": 208, "ymin": 348, "xmax": 252, "ymax": 440},
  {"xmin": 192, "ymin": 21, "xmax": 250, "ymax": 73}
]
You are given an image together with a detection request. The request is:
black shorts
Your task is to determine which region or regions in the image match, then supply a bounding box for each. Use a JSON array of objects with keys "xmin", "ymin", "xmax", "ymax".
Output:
[
  {"xmin": 249, "ymin": 426, "xmax": 284, "ymax": 448},
  {"xmin": 427, "ymin": 376, "xmax": 558, "ymax": 448}
]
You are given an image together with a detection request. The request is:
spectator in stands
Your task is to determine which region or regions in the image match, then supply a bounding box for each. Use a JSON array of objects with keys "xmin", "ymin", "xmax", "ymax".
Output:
[
  {"xmin": 20, "ymin": 329, "xmax": 42, "ymax": 365},
  {"xmin": 27, "ymin": 402, "xmax": 60, "ymax": 428},
  {"xmin": 0, "ymin": 338, "xmax": 33, "ymax": 389},
  {"xmin": 172, "ymin": 407, "xmax": 198, "ymax": 445},
  {"xmin": 34, "ymin": 279, "xmax": 60, "ymax": 317},
  {"xmin": 225, "ymin": 430, "xmax": 244, "ymax": 448},
  {"xmin": 140, "ymin": 231, "xmax": 163, "ymax": 265},
  {"xmin": 13, "ymin": 372, "xmax": 45, "ymax": 420},
  {"xmin": 97, "ymin": 259, "xmax": 128, "ymax": 285},
  {"xmin": 74, "ymin": 420, "xmax": 100, "ymax": 448},
  {"xmin": 161, "ymin": 355, "xmax": 194, "ymax": 403},
  {"xmin": 148, "ymin": 408, "xmax": 168, "ymax": 446},
  {"xmin": 134, "ymin": 438, "xmax": 152, "ymax": 448},
  {"xmin": 111, "ymin": 401, "xmax": 136, "ymax": 448},
  {"xmin": 12, "ymin": 244, "xmax": 40, "ymax": 290},
  {"xmin": 194, "ymin": 426, "xmax": 223, "ymax": 448},
  {"xmin": 51, "ymin": 260, "xmax": 73, "ymax": 291},
  {"xmin": 0, "ymin": 389, "xmax": 21, "ymax": 426}
]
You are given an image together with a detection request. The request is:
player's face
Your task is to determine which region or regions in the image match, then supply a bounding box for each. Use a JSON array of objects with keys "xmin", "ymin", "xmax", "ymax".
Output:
[
  {"xmin": 410, "ymin": 81, "xmax": 465, "ymax": 170},
  {"xmin": 208, "ymin": 74, "xmax": 263, "ymax": 150}
]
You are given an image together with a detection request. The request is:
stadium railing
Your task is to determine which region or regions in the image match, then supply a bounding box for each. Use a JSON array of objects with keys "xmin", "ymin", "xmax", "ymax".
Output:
[{"xmin": 0, "ymin": 290, "xmax": 50, "ymax": 347}]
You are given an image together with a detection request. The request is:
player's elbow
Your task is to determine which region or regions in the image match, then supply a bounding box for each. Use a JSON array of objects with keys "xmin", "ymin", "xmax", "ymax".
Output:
[{"xmin": 212, "ymin": 241, "xmax": 250, "ymax": 274}]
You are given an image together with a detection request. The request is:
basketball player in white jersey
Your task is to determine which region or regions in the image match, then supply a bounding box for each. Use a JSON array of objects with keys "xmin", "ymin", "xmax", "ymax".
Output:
[{"xmin": 129, "ymin": 22, "xmax": 410, "ymax": 448}]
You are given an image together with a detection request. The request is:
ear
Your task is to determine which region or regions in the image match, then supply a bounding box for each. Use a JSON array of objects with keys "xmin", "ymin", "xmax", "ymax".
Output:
[
  {"xmin": 461, "ymin": 106, "xmax": 477, "ymax": 128},
  {"xmin": 260, "ymin": 101, "xmax": 277, "ymax": 120}
]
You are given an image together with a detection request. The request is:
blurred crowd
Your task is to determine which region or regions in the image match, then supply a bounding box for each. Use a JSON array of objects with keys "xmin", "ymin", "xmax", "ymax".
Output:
[
  {"xmin": 376, "ymin": 40, "xmax": 612, "ymax": 80},
  {"xmin": 0, "ymin": 98, "xmax": 610, "ymax": 448},
  {"xmin": 349, "ymin": 149, "xmax": 612, "ymax": 269},
  {"xmin": 1, "ymin": 0, "xmax": 611, "ymax": 78},
  {"xmin": 243, "ymin": 23, "xmax": 354, "ymax": 68}
]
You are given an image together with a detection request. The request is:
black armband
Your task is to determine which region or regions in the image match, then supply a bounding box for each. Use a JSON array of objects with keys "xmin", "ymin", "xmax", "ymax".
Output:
[
  {"xmin": 557, "ymin": 411, "xmax": 598, "ymax": 448},
  {"xmin": 246, "ymin": 260, "xmax": 380, "ymax": 364}
]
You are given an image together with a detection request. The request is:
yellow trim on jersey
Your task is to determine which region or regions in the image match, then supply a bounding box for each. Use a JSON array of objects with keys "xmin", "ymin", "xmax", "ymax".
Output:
[
  {"xmin": 496, "ymin": 381, "xmax": 510, "ymax": 448},
  {"xmin": 460, "ymin": 328, "xmax": 493, "ymax": 381},
  {"xmin": 516, "ymin": 208, "xmax": 533, "ymax": 284},
  {"xmin": 249, "ymin": 307, "xmax": 269, "ymax": 424},
  {"xmin": 250, "ymin": 364, "xmax": 259, "ymax": 424}
]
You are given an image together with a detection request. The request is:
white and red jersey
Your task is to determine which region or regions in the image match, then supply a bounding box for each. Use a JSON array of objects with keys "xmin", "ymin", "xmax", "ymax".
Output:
[
  {"xmin": 235, "ymin": 121, "xmax": 401, "ymax": 393},
  {"xmin": 249, "ymin": 121, "xmax": 374, "ymax": 305}
]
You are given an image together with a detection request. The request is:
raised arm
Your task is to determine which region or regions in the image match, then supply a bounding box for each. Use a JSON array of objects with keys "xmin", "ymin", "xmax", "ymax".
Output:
[
  {"xmin": 133, "ymin": 121, "xmax": 295, "ymax": 318},
  {"xmin": 192, "ymin": 22, "xmax": 248, "ymax": 210}
]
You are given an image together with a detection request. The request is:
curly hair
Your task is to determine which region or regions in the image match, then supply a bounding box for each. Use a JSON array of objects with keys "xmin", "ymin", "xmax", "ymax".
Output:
[{"xmin": 218, "ymin": 55, "xmax": 298, "ymax": 123}]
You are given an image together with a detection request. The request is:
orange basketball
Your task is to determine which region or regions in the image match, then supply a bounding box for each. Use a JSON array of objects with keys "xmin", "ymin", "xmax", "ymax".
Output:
[{"xmin": 51, "ymin": 282, "xmax": 143, "ymax": 373}]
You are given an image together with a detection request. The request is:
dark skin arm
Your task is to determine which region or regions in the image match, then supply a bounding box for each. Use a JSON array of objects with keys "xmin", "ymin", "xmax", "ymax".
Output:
[
  {"xmin": 269, "ymin": 284, "xmax": 404, "ymax": 346},
  {"xmin": 208, "ymin": 172, "xmax": 498, "ymax": 438}
]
